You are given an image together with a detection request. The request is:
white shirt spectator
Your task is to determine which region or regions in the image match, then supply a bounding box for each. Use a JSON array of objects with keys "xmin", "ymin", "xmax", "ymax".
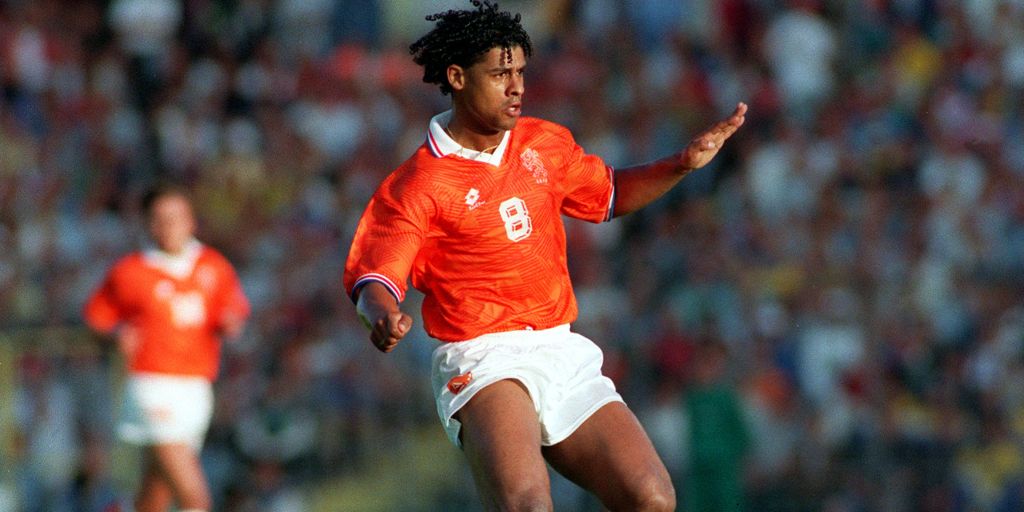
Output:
[{"xmin": 763, "ymin": 4, "xmax": 837, "ymax": 111}]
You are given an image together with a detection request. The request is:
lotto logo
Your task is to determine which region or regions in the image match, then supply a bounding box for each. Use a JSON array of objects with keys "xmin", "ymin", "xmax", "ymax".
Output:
[{"xmin": 447, "ymin": 372, "xmax": 473, "ymax": 394}]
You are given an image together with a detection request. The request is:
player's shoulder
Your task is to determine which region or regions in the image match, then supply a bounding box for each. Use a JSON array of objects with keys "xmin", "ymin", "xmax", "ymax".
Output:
[
  {"xmin": 109, "ymin": 252, "xmax": 146, "ymax": 273},
  {"xmin": 388, "ymin": 146, "xmax": 461, "ymax": 194},
  {"xmin": 514, "ymin": 116, "xmax": 575, "ymax": 145},
  {"xmin": 196, "ymin": 245, "xmax": 236, "ymax": 269},
  {"xmin": 518, "ymin": 116, "xmax": 569, "ymax": 134},
  {"xmin": 101, "ymin": 252, "xmax": 150, "ymax": 285}
]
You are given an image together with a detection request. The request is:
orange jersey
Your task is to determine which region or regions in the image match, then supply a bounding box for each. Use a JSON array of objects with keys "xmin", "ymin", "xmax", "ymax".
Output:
[
  {"xmin": 344, "ymin": 113, "xmax": 614, "ymax": 342},
  {"xmin": 84, "ymin": 242, "xmax": 250, "ymax": 380}
]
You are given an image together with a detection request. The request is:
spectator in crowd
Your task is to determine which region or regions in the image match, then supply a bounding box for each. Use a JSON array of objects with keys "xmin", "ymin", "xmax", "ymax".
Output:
[{"xmin": 683, "ymin": 340, "xmax": 750, "ymax": 512}]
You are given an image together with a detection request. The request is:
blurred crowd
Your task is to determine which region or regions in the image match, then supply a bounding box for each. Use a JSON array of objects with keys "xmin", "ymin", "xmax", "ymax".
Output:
[{"xmin": 2, "ymin": 0, "xmax": 1024, "ymax": 510}]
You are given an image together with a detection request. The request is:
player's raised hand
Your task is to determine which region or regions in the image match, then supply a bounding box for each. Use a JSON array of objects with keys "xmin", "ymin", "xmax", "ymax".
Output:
[{"xmin": 680, "ymin": 102, "xmax": 747, "ymax": 170}]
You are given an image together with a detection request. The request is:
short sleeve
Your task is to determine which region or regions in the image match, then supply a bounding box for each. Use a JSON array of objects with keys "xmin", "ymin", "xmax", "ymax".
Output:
[
  {"xmin": 344, "ymin": 171, "xmax": 434, "ymax": 303},
  {"xmin": 83, "ymin": 268, "xmax": 123, "ymax": 334},
  {"xmin": 214, "ymin": 257, "xmax": 250, "ymax": 321},
  {"xmin": 559, "ymin": 133, "xmax": 615, "ymax": 223}
]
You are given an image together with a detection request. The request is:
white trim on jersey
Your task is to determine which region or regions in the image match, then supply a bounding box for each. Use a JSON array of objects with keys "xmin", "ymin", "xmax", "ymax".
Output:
[
  {"xmin": 605, "ymin": 166, "xmax": 616, "ymax": 222},
  {"xmin": 426, "ymin": 110, "xmax": 511, "ymax": 166},
  {"xmin": 143, "ymin": 238, "xmax": 203, "ymax": 279}
]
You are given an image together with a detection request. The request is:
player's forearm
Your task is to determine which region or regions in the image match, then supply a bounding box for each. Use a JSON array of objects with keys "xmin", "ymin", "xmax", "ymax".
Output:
[
  {"xmin": 219, "ymin": 313, "xmax": 246, "ymax": 340},
  {"xmin": 611, "ymin": 154, "xmax": 693, "ymax": 217},
  {"xmin": 354, "ymin": 281, "xmax": 401, "ymax": 330}
]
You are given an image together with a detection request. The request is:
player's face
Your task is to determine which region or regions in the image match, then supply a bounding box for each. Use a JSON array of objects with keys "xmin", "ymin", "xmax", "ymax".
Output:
[
  {"xmin": 454, "ymin": 45, "xmax": 526, "ymax": 134},
  {"xmin": 147, "ymin": 194, "xmax": 196, "ymax": 254}
]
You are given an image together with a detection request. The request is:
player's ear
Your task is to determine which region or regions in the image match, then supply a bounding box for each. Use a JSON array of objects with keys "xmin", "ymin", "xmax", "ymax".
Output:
[{"xmin": 447, "ymin": 64, "xmax": 465, "ymax": 92}]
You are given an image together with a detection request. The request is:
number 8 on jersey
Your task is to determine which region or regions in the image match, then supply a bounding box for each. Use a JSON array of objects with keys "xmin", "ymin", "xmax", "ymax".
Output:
[{"xmin": 499, "ymin": 197, "xmax": 533, "ymax": 242}]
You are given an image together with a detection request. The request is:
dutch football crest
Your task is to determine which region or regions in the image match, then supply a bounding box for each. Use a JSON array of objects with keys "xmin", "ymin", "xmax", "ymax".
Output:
[{"xmin": 520, "ymin": 148, "xmax": 548, "ymax": 184}]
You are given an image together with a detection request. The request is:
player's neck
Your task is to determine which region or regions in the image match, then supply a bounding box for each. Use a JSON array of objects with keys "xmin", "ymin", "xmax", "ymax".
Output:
[
  {"xmin": 445, "ymin": 118, "xmax": 504, "ymax": 154},
  {"xmin": 152, "ymin": 237, "xmax": 200, "ymax": 257}
]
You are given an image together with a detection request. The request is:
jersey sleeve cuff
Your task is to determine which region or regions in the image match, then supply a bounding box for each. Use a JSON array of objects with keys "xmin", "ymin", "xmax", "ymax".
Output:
[
  {"xmin": 350, "ymin": 273, "xmax": 405, "ymax": 304},
  {"xmin": 604, "ymin": 166, "xmax": 616, "ymax": 222}
]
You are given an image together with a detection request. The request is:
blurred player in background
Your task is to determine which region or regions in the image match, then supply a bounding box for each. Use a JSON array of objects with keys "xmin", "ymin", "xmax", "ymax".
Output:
[
  {"xmin": 344, "ymin": 1, "xmax": 746, "ymax": 510},
  {"xmin": 84, "ymin": 184, "xmax": 250, "ymax": 512}
]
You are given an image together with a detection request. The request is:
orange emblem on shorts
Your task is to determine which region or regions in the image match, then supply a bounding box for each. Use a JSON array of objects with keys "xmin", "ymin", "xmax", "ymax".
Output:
[{"xmin": 447, "ymin": 372, "xmax": 473, "ymax": 394}]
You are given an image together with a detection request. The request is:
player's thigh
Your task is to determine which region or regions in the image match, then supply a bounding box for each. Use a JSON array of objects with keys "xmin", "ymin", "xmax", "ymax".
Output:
[
  {"xmin": 542, "ymin": 401, "xmax": 674, "ymax": 510},
  {"xmin": 456, "ymin": 379, "xmax": 552, "ymax": 505}
]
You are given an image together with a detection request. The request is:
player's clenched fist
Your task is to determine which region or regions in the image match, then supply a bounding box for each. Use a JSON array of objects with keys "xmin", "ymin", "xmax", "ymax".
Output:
[
  {"xmin": 355, "ymin": 281, "xmax": 413, "ymax": 353},
  {"xmin": 370, "ymin": 312, "xmax": 413, "ymax": 353}
]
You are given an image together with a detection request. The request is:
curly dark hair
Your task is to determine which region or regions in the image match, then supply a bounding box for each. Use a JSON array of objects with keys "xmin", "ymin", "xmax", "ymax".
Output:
[{"xmin": 409, "ymin": 0, "xmax": 533, "ymax": 95}]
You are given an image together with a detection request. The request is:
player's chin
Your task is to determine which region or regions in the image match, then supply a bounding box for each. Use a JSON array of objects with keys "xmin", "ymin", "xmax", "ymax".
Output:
[{"xmin": 496, "ymin": 116, "xmax": 519, "ymax": 131}]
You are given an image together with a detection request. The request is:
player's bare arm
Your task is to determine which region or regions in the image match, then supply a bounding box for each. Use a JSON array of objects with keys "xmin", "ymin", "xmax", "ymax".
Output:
[
  {"xmin": 612, "ymin": 102, "xmax": 747, "ymax": 217},
  {"xmin": 355, "ymin": 281, "xmax": 413, "ymax": 353},
  {"xmin": 219, "ymin": 312, "xmax": 247, "ymax": 340},
  {"xmin": 116, "ymin": 323, "xmax": 141, "ymax": 359}
]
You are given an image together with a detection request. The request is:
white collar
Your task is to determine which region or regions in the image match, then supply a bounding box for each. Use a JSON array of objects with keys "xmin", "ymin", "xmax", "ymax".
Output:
[
  {"xmin": 426, "ymin": 110, "xmax": 510, "ymax": 166},
  {"xmin": 143, "ymin": 238, "xmax": 202, "ymax": 279}
]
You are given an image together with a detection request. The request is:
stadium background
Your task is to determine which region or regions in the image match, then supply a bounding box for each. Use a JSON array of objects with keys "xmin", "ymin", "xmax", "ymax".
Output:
[{"xmin": 2, "ymin": 0, "xmax": 1024, "ymax": 510}]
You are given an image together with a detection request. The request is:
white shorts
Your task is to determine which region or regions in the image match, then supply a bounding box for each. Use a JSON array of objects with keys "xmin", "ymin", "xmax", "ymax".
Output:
[
  {"xmin": 118, "ymin": 373, "xmax": 214, "ymax": 451},
  {"xmin": 431, "ymin": 324, "xmax": 623, "ymax": 448}
]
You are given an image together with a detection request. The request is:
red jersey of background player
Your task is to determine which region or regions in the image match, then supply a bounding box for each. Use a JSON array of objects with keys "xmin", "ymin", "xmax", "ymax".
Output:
[
  {"xmin": 344, "ymin": 112, "xmax": 615, "ymax": 342},
  {"xmin": 84, "ymin": 241, "xmax": 250, "ymax": 380}
]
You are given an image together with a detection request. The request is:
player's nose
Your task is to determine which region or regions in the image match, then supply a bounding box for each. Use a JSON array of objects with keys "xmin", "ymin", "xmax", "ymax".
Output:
[{"xmin": 509, "ymin": 74, "xmax": 524, "ymax": 97}]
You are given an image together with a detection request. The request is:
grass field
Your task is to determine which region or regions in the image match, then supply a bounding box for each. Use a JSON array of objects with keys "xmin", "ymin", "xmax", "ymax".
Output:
[{"xmin": 308, "ymin": 426, "xmax": 474, "ymax": 511}]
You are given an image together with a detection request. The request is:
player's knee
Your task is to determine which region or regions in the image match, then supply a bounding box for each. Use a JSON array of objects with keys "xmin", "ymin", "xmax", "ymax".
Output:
[
  {"xmin": 495, "ymin": 482, "xmax": 553, "ymax": 512},
  {"xmin": 624, "ymin": 473, "xmax": 676, "ymax": 512},
  {"xmin": 177, "ymin": 483, "xmax": 212, "ymax": 511},
  {"xmin": 503, "ymin": 496, "xmax": 553, "ymax": 512},
  {"xmin": 178, "ymin": 496, "xmax": 212, "ymax": 512}
]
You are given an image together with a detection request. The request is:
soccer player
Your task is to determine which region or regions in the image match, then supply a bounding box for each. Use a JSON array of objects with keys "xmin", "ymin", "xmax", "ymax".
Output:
[
  {"xmin": 344, "ymin": 2, "xmax": 746, "ymax": 510},
  {"xmin": 84, "ymin": 184, "xmax": 250, "ymax": 512}
]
